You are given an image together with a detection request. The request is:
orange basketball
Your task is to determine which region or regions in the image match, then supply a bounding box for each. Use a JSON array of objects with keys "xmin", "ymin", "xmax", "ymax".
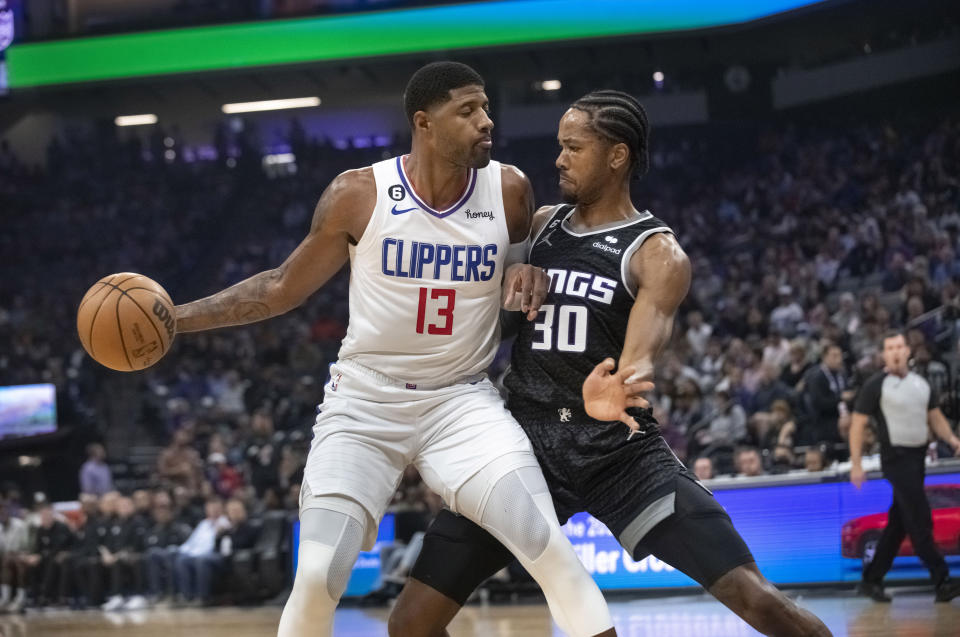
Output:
[{"xmin": 76, "ymin": 273, "xmax": 176, "ymax": 372}]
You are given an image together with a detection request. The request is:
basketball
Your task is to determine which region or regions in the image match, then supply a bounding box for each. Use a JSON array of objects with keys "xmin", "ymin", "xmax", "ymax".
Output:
[{"xmin": 76, "ymin": 272, "xmax": 176, "ymax": 372}]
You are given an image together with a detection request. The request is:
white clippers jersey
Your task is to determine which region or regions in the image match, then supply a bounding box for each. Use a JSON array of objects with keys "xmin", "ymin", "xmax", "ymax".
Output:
[{"xmin": 336, "ymin": 155, "xmax": 510, "ymax": 385}]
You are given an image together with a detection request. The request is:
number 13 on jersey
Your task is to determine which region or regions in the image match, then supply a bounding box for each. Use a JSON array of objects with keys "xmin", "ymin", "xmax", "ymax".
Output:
[{"xmin": 416, "ymin": 287, "xmax": 456, "ymax": 335}]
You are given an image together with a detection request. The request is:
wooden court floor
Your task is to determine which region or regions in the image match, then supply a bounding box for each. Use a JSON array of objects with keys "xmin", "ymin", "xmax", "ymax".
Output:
[{"xmin": 2, "ymin": 589, "xmax": 959, "ymax": 637}]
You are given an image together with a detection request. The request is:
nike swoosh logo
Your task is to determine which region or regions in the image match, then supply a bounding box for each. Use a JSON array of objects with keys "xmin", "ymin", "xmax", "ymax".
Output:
[{"xmin": 391, "ymin": 205, "xmax": 418, "ymax": 215}]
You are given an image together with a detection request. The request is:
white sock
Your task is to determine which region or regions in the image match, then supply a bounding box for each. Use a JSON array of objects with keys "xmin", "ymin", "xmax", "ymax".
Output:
[{"xmin": 0, "ymin": 583, "xmax": 10, "ymax": 602}]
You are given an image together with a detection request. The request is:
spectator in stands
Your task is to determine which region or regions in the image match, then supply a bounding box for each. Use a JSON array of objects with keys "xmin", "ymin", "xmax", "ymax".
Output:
[
  {"xmin": 277, "ymin": 443, "xmax": 305, "ymax": 494},
  {"xmin": 100, "ymin": 497, "xmax": 148, "ymax": 611},
  {"xmin": 906, "ymin": 295, "xmax": 938, "ymax": 344},
  {"xmin": 805, "ymin": 447, "xmax": 827, "ymax": 472},
  {"xmin": 143, "ymin": 496, "xmax": 191, "ymax": 605},
  {"xmin": 770, "ymin": 285, "xmax": 804, "ymax": 337},
  {"xmin": 20, "ymin": 504, "xmax": 74, "ymax": 608},
  {"xmin": 79, "ymin": 443, "xmax": 114, "ymax": 496},
  {"xmin": 800, "ymin": 344, "xmax": 850, "ymax": 446},
  {"xmin": 832, "ymin": 292, "xmax": 860, "ymax": 335},
  {"xmin": 734, "ymin": 447, "xmax": 766, "ymax": 478},
  {"xmin": 762, "ymin": 331, "xmax": 792, "ymax": 369},
  {"xmin": 0, "ymin": 501, "xmax": 30, "ymax": 612},
  {"xmin": 883, "ymin": 252, "xmax": 910, "ymax": 292},
  {"xmin": 158, "ymin": 429, "xmax": 204, "ymax": 492},
  {"xmin": 172, "ymin": 486, "xmax": 204, "ymax": 528},
  {"xmin": 697, "ymin": 337, "xmax": 725, "ymax": 392},
  {"xmin": 685, "ymin": 310, "xmax": 713, "ymax": 359},
  {"xmin": 174, "ymin": 498, "xmax": 229, "ymax": 606},
  {"xmin": 69, "ymin": 492, "xmax": 109, "ymax": 608},
  {"xmin": 217, "ymin": 498, "xmax": 261, "ymax": 601},
  {"xmin": 132, "ymin": 490, "xmax": 153, "ymax": 527},
  {"xmin": 246, "ymin": 411, "xmax": 280, "ymax": 497},
  {"xmin": 661, "ymin": 378, "xmax": 704, "ymax": 456},
  {"xmin": 690, "ymin": 386, "xmax": 747, "ymax": 458},
  {"xmin": 206, "ymin": 453, "xmax": 244, "ymax": 499},
  {"xmin": 219, "ymin": 499, "xmax": 259, "ymax": 555},
  {"xmin": 693, "ymin": 457, "xmax": 715, "ymax": 481},
  {"xmin": 750, "ymin": 363, "xmax": 795, "ymax": 414},
  {"xmin": 1, "ymin": 486, "xmax": 23, "ymax": 520}
]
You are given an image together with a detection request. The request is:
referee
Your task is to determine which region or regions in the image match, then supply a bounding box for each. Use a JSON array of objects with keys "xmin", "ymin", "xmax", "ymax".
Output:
[{"xmin": 850, "ymin": 331, "xmax": 960, "ymax": 602}]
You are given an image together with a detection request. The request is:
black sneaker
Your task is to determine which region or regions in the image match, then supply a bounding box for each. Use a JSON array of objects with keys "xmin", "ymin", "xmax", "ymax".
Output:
[
  {"xmin": 935, "ymin": 578, "xmax": 960, "ymax": 603},
  {"xmin": 858, "ymin": 580, "xmax": 892, "ymax": 602}
]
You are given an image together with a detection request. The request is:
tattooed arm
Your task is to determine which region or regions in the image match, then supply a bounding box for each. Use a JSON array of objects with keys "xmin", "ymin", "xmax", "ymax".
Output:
[{"xmin": 175, "ymin": 168, "xmax": 375, "ymax": 333}]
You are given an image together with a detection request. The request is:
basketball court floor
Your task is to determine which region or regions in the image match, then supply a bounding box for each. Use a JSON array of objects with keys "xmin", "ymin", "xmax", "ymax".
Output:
[{"xmin": 3, "ymin": 587, "xmax": 958, "ymax": 637}]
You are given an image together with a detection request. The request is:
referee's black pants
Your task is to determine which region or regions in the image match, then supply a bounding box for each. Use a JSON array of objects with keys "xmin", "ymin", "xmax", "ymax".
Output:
[{"xmin": 863, "ymin": 447, "xmax": 949, "ymax": 586}]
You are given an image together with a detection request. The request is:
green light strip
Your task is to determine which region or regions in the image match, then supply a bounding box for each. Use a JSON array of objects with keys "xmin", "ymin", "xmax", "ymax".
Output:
[{"xmin": 6, "ymin": 0, "xmax": 824, "ymax": 88}]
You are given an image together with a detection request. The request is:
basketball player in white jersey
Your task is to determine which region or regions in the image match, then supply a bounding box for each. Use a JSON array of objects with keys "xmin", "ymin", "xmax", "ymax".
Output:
[{"xmin": 173, "ymin": 62, "xmax": 617, "ymax": 637}]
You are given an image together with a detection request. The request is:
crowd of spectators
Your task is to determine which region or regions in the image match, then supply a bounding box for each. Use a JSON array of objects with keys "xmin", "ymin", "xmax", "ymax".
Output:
[
  {"xmin": 0, "ymin": 485, "xmax": 276, "ymax": 613},
  {"xmin": 2, "ymin": 100, "xmax": 960, "ymax": 608}
]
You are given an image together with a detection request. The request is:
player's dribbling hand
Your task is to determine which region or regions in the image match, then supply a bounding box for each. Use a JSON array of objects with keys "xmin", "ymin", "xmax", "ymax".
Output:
[
  {"xmin": 502, "ymin": 264, "xmax": 550, "ymax": 320},
  {"xmin": 583, "ymin": 358, "xmax": 654, "ymax": 435}
]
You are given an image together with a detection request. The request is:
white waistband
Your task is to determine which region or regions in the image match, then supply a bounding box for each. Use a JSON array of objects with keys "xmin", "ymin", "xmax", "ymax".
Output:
[{"xmin": 336, "ymin": 359, "xmax": 486, "ymax": 391}]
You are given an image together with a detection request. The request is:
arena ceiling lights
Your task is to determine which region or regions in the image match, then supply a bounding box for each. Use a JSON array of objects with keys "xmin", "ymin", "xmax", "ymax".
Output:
[
  {"xmin": 221, "ymin": 97, "xmax": 321, "ymax": 114},
  {"xmin": 5, "ymin": 0, "xmax": 828, "ymax": 89},
  {"xmin": 114, "ymin": 114, "xmax": 158, "ymax": 126}
]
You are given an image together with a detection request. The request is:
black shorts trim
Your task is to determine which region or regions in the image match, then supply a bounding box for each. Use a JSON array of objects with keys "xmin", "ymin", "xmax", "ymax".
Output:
[
  {"xmin": 632, "ymin": 475, "xmax": 754, "ymax": 588},
  {"xmin": 409, "ymin": 509, "xmax": 514, "ymax": 606}
]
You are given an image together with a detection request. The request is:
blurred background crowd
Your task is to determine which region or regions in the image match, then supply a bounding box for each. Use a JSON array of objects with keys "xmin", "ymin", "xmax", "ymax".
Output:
[{"xmin": 2, "ymin": 77, "xmax": 960, "ymax": 612}]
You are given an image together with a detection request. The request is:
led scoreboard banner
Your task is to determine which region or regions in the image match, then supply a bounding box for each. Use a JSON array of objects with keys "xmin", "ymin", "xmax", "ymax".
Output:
[
  {"xmin": 562, "ymin": 470, "xmax": 960, "ymax": 590},
  {"xmin": 292, "ymin": 466, "xmax": 960, "ymax": 596},
  {"xmin": 5, "ymin": 0, "xmax": 829, "ymax": 89}
]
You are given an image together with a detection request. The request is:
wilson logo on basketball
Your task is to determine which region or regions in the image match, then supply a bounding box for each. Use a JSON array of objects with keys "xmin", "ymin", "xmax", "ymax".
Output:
[{"xmin": 152, "ymin": 300, "xmax": 176, "ymax": 340}]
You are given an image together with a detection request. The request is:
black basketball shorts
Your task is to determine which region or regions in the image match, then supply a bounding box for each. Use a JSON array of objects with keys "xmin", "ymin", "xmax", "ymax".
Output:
[{"xmin": 409, "ymin": 474, "xmax": 755, "ymax": 604}]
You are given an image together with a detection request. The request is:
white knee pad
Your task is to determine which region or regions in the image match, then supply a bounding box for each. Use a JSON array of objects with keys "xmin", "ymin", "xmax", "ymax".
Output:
[
  {"xmin": 277, "ymin": 507, "xmax": 366, "ymax": 637},
  {"xmin": 481, "ymin": 467, "xmax": 552, "ymax": 560},
  {"xmin": 456, "ymin": 460, "xmax": 613, "ymax": 637}
]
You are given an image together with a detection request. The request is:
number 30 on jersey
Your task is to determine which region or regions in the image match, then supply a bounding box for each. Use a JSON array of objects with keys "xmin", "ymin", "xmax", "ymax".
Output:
[{"xmin": 531, "ymin": 304, "xmax": 587, "ymax": 352}]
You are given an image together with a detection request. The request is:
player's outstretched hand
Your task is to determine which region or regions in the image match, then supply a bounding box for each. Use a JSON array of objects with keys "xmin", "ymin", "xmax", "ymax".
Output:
[
  {"xmin": 502, "ymin": 264, "xmax": 550, "ymax": 320},
  {"xmin": 583, "ymin": 358, "xmax": 654, "ymax": 434}
]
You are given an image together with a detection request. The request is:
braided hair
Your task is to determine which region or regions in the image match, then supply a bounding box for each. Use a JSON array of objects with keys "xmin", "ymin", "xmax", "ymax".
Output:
[{"xmin": 570, "ymin": 90, "xmax": 650, "ymax": 178}]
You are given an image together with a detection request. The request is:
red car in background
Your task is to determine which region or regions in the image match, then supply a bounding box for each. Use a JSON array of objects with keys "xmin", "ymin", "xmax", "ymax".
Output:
[{"xmin": 842, "ymin": 484, "xmax": 960, "ymax": 565}]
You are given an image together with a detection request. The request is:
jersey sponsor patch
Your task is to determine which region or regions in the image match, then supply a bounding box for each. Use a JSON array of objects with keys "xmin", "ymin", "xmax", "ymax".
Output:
[
  {"xmin": 592, "ymin": 241, "xmax": 622, "ymax": 255},
  {"xmin": 464, "ymin": 208, "xmax": 495, "ymax": 221}
]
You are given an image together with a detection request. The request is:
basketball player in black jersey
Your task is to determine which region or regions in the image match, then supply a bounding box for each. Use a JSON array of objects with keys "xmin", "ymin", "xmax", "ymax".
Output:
[{"xmin": 388, "ymin": 91, "xmax": 831, "ymax": 637}]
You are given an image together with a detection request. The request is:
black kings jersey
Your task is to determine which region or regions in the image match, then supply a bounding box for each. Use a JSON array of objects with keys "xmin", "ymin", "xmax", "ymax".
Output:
[{"xmin": 504, "ymin": 204, "xmax": 673, "ymax": 414}]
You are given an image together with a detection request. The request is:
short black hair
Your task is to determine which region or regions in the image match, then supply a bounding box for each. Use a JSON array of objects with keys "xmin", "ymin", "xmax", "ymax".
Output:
[
  {"xmin": 570, "ymin": 90, "xmax": 650, "ymax": 178},
  {"xmin": 823, "ymin": 342, "xmax": 843, "ymax": 355},
  {"xmin": 403, "ymin": 61, "xmax": 485, "ymax": 126},
  {"xmin": 882, "ymin": 329, "xmax": 907, "ymax": 344}
]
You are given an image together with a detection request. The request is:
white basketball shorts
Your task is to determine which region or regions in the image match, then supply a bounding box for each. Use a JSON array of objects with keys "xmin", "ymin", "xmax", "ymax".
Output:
[{"xmin": 301, "ymin": 359, "xmax": 539, "ymax": 549}]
